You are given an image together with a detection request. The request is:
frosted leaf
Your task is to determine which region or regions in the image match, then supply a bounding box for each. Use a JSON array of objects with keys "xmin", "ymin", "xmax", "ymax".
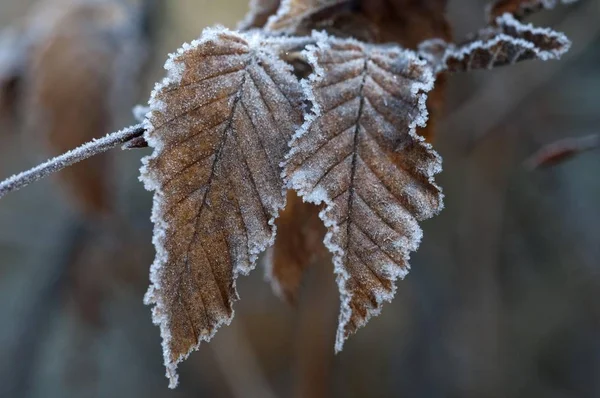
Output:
[
  {"xmin": 239, "ymin": 0, "xmax": 281, "ymax": 30},
  {"xmin": 266, "ymin": 0, "xmax": 362, "ymax": 37},
  {"xmin": 140, "ymin": 27, "xmax": 304, "ymax": 388},
  {"xmin": 264, "ymin": 191, "xmax": 328, "ymax": 302},
  {"xmin": 418, "ymin": 38, "xmax": 451, "ymax": 73},
  {"xmin": 443, "ymin": 13, "xmax": 571, "ymax": 72},
  {"xmin": 266, "ymin": 0, "xmax": 330, "ymax": 31},
  {"xmin": 266, "ymin": 0, "xmax": 451, "ymax": 46},
  {"xmin": 286, "ymin": 34, "xmax": 443, "ymax": 351},
  {"xmin": 487, "ymin": 0, "xmax": 578, "ymax": 21}
]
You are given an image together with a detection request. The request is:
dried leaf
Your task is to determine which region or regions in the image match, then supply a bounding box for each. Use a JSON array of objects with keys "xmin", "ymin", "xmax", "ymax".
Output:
[
  {"xmin": 286, "ymin": 34, "xmax": 443, "ymax": 350},
  {"xmin": 266, "ymin": 0, "xmax": 336, "ymax": 32},
  {"xmin": 140, "ymin": 28, "xmax": 304, "ymax": 387},
  {"xmin": 265, "ymin": 191, "xmax": 328, "ymax": 303},
  {"xmin": 487, "ymin": 0, "xmax": 577, "ymax": 21},
  {"xmin": 525, "ymin": 134, "xmax": 599, "ymax": 169},
  {"xmin": 268, "ymin": 0, "xmax": 451, "ymax": 143},
  {"xmin": 363, "ymin": 0, "xmax": 451, "ymax": 143},
  {"xmin": 269, "ymin": 0, "xmax": 374, "ymax": 41},
  {"xmin": 443, "ymin": 14, "xmax": 571, "ymax": 72},
  {"xmin": 239, "ymin": 0, "xmax": 281, "ymax": 30},
  {"xmin": 267, "ymin": 0, "xmax": 451, "ymax": 47},
  {"xmin": 359, "ymin": 0, "xmax": 450, "ymax": 47},
  {"xmin": 18, "ymin": 0, "xmax": 145, "ymax": 216}
]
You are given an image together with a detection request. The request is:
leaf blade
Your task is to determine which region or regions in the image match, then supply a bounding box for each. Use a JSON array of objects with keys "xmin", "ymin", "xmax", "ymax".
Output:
[
  {"xmin": 443, "ymin": 14, "xmax": 571, "ymax": 71},
  {"xmin": 140, "ymin": 28, "xmax": 304, "ymax": 387},
  {"xmin": 286, "ymin": 34, "xmax": 443, "ymax": 351}
]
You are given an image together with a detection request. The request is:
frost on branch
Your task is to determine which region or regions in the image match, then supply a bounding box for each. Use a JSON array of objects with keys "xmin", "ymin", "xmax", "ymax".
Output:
[
  {"xmin": 442, "ymin": 13, "xmax": 571, "ymax": 72},
  {"xmin": 285, "ymin": 33, "xmax": 443, "ymax": 351},
  {"xmin": 140, "ymin": 27, "xmax": 304, "ymax": 388}
]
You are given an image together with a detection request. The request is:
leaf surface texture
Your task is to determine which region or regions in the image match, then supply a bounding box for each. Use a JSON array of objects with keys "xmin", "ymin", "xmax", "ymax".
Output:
[
  {"xmin": 286, "ymin": 35, "xmax": 443, "ymax": 349},
  {"xmin": 141, "ymin": 28, "xmax": 304, "ymax": 387}
]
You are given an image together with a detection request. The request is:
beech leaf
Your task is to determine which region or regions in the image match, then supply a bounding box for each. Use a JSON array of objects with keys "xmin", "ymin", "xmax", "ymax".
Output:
[
  {"xmin": 266, "ymin": 0, "xmax": 334, "ymax": 32},
  {"xmin": 487, "ymin": 0, "xmax": 577, "ymax": 21},
  {"xmin": 239, "ymin": 0, "xmax": 282, "ymax": 30},
  {"xmin": 285, "ymin": 34, "xmax": 443, "ymax": 351},
  {"xmin": 140, "ymin": 27, "xmax": 304, "ymax": 388},
  {"xmin": 443, "ymin": 14, "xmax": 571, "ymax": 71},
  {"xmin": 265, "ymin": 191, "xmax": 328, "ymax": 303}
]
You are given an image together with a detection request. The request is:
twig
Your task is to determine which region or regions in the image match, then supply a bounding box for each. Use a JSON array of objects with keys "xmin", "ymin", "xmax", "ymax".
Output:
[
  {"xmin": 0, "ymin": 124, "xmax": 145, "ymax": 199},
  {"xmin": 524, "ymin": 133, "xmax": 599, "ymax": 170}
]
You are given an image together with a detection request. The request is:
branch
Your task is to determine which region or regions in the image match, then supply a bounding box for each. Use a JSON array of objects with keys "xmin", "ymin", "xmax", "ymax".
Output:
[
  {"xmin": 0, "ymin": 124, "xmax": 145, "ymax": 199},
  {"xmin": 524, "ymin": 133, "xmax": 599, "ymax": 170}
]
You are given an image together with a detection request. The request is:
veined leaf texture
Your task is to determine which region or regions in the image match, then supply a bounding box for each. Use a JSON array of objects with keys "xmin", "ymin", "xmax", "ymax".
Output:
[
  {"xmin": 133, "ymin": 0, "xmax": 577, "ymax": 387},
  {"xmin": 285, "ymin": 34, "xmax": 443, "ymax": 350},
  {"xmin": 141, "ymin": 28, "xmax": 304, "ymax": 387}
]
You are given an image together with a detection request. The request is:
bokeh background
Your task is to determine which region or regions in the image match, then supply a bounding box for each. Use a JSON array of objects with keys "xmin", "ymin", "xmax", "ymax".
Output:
[{"xmin": 0, "ymin": 0, "xmax": 599, "ymax": 397}]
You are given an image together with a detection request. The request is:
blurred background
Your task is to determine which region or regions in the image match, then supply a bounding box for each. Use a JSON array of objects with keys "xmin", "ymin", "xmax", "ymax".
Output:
[{"xmin": 0, "ymin": 0, "xmax": 599, "ymax": 397}]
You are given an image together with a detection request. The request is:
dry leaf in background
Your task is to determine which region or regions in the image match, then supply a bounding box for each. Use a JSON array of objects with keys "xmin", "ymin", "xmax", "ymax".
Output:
[
  {"xmin": 265, "ymin": 0, "xmax": 330, "ymax": 32},
  {"xmin": 12, "ymin": 0, "xmax": 145, "ymax": 216},
  {"xmin": 265, "ymin": 191, "xmax": 328, "ymax": 303},
  {"xmin": 285, "ymin": 34, "xmax": 443, "ymax": 349},
  {"xmin": 442, "ymin": 14, "xmax": 571, "ymax": 72},
  {"xmin": 140, "ymin": 28, "xmax": 305, "ymax": 387},
  {"xmin": 487, "ymin": 0, "xmax": 576, "ymax": 21},
  {"xmin": 525, "ymin": 133, "xmax": 599, "ymax": 169},
  {"xmin": 265, "ymin": 0, "xmax": 451, "ymax": 46},
  {"xmin": 365, "ymin": 0, "xmax": 451, "ymax": 143},
  {"xmin": 239, "ymin": 0, "xmax": 281, "ymax": 29}
]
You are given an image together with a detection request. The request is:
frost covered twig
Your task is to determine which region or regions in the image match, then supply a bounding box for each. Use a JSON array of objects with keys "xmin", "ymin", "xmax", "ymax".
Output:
[{"xmin": 0, "ymin": 124, "xmax": 145, "ymax": 199}]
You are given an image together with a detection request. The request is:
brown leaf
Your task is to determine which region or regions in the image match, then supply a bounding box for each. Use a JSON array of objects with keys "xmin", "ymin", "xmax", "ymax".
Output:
[
  {"xmin": 262, "ymin": 1, "xmax": 449, "ymax": 296},
  {"xmin": 360, "ymin": 0, "xmax": 450, "ymax": 47},
  {"xmin": 19, "ymin": 0, "xmax": 144, "ymax": 216},
  {"xmin": 267, "ymin": 0, "xmax": 451, "ymax": 143},
  {"xmin": 140, "ymin": 28, "xmax": 304, "ymax": 387},
  {"xmin": 487, "ymin": 0, "xmax": 575, "ymax": 21},
  {"xmin": 443, "ymin": 14, "xmax": 571, "ymax": 72},
  {"xmin": 525, "ymin": 134, "xmax": 599, "ymax": 169},
  {"xmin": 266, "ymin": 0, "xmax": 335, "ymax": 32},
  {"xmin": 265, "ymin": 191, "xmax": 328, "ymax": 303},
  {"xmin": 285, "ymin": 34, "xmax": 443, "ymax": 350},
  {"xmin": 239, "ymin": 0, "xmax": 282, "ymax": 29},
  {"xmin": 266, "ymin": 0, "xmax": 451, "ymax": 46}
]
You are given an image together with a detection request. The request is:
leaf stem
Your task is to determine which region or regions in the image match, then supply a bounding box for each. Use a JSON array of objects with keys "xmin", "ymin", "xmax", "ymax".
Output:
[{"xmin": 0, "ymin": 124, "xmax": 145, "ymax": 199}]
